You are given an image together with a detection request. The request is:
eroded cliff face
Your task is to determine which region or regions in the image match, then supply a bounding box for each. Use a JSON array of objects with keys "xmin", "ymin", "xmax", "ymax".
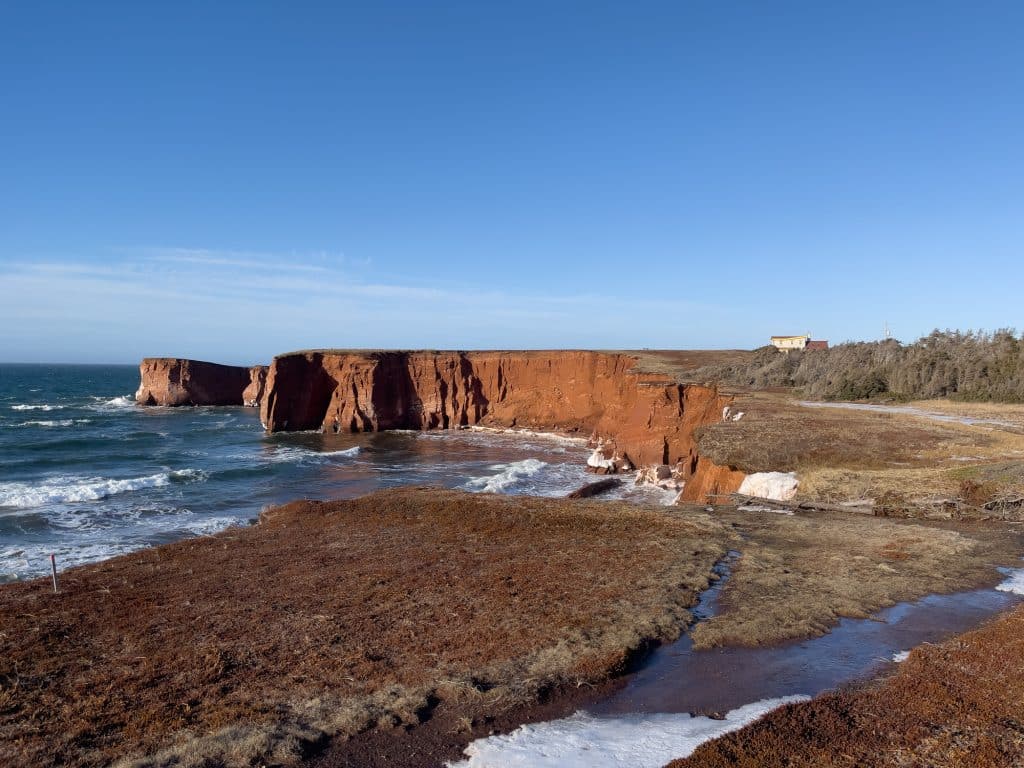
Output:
[
  {"xmin": 260, "ymin": 350, "xmax": 746, "ymax": 501},
  {"xmin": 243, "ymin": 366, "xmax": 268, "ymax": 407},
  {"xmin": 136, "ymin": 359, "xmax": 267, "ymax": 407}
]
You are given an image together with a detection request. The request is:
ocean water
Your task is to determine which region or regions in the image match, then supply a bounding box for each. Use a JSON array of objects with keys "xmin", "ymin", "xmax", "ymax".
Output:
[{"xmin": 0, "ymin": 364, "xmax": 670, "ymax": 581}]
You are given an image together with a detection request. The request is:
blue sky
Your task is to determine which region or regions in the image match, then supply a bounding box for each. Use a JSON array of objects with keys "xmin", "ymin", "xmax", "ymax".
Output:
[{"xmin": 1, "ymin": 2, "xmax": 1022, "ymax": 364}]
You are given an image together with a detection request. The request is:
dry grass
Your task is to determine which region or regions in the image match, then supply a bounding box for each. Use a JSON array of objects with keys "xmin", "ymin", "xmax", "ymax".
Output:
[
  {"xmin": 624, "ymin": 350, "xmax": 756, "ymax": 383},
  {"xmin": 689, "ymin": 508, "xmax": 1023, "ymax": 649},
  {"xmin": 698, "ymin": 393, "xmax": 1001, "ymax": 473},
  {"xmin": 908, "ymin": 398, "xmax": 1024, "ymax": 428},
  {"xmin": 0, "ymin": 488, "xmax": 732, "ymax": 768},
  {"xmin": 670, "ymin": 599, "xmax": 1024, "ymax": 767},
  {"xmin": 698, "ymin": 393, "xmax": 1024, "ymax": 512}
]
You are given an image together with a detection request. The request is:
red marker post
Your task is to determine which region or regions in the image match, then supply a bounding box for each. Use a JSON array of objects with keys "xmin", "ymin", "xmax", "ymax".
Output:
[{"xmin": 50, "ymin": 553, "xmax": 58, "ymax": 593}]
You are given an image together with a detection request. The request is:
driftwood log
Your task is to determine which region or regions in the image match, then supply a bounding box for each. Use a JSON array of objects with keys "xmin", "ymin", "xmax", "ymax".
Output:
[{"xmin": 566, "ymin": 478, "xmax": 623, "ymax": 499}]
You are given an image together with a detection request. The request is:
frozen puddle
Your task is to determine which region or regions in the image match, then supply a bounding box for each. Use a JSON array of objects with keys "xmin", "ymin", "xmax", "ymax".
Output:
[
  {"xmin": 798, "ymin": 400, "xmax": 1018, "ymax": 428},
  {"xmin": 448, "ymin": 696, "xmax": 809, "ymax": 768}
]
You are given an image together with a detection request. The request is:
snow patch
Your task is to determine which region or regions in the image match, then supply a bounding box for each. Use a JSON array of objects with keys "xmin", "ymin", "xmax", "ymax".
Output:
[
  {"xmin": 447, "ymin": 696, "xmax": 810, "ymax": 768},
  {"xmin": 738, "ymin": 472, "xmax": 799, "ymax": 501},
  {"xmin": 996, "ymin": 568, "xmax": 1024, "ymax": 596}
]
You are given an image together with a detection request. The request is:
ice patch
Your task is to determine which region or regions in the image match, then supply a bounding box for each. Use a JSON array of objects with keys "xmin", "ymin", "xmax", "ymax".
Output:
[
  {"xmin": 11, "ymin": 403, "xmax": 63, "ymax": 411},
  {"xmin": 448, "ymin": 696, "xmax": 810, "ymax": 768},
  {"xmin": 464, "ymin": 459, "xmax": 548, "ymax": 493},
  {"xmin": 737, "ymin": 504, "xmax": 794, "ymax": 516},
  {"xmin": 892, "ymin": 650, "xmax": 910, "ymax": 662},
  {"xmin": 738, "ymin": 472, "xmax": 799, "ymax": 501},
  {"xmin": 0, "ymin": 469, "xmax": 207, "ymax": 509},
  {"xmin": 996, "ymin": 568, "xmax": 1024, "ymax": 596}
]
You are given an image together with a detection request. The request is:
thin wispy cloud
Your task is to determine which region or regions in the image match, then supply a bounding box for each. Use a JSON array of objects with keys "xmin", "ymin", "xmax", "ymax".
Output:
[{"xmin": 0, "ymin": 247, "xmax": 721, "ymax": 363}]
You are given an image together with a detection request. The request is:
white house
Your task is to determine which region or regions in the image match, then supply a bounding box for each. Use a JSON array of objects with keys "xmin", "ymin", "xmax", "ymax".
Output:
[{"xmin": 770, "ymin": 334, "xmax": 811, "ymax": 351}]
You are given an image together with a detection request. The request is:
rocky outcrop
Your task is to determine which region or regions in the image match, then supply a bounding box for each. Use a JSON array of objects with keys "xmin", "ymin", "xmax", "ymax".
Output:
[
  {"xmin": 136, "ymin": 359, "xmax": 267, "ymax": 407},
  {"xmin": 242, "ymin": 366, "xmax": 268, "ymax": 407},
  {"xmin": 680, "ymin": 458, "xmax": 748, "ymax": 504},
  {"xmin": 259, "ymin": 350, "xmax": 746, "ymax": 501}
]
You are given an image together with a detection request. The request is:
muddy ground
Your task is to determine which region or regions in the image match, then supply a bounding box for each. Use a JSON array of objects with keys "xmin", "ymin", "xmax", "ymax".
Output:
[{"xmin": 3, "ymin": 488, "xmax": 1021, "ymax": 767}]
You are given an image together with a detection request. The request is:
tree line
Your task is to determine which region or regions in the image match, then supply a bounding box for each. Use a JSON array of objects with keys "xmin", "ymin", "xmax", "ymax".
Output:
[{"xmin": 696, "ymin": 330, "xmax": 1024, "ymax": 402}]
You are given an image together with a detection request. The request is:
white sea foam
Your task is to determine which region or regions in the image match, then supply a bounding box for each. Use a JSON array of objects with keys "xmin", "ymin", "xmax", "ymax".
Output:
[
  {"xmin": 996, "ymin": 567, "xmax": 1024, "ymax": 596},
  {"xmin": 586, "ymin": 448, "xmax": 617, "ymax": 470},
  {"xmin": 448, "ymin": 696, "xmax": 810, "ymax": 768},
  {"xmin": 324, "ymin": 446, "xmax": 361, "ymax": 457},
  {"xmin": 87, "ymin": 394, "xmax": 137, "ymax": 411},
  {"xmin": 0, "ymin": 469, "xmax": 207, "ymax": 509},
  {"xmin": 0, "ymin": 513, "xmax": 240, "ymax": 580},
  {"xmin": 892, "ymin": 650, "xmax": 911, "ymax": 662},
  {"xmin": 254, "ymin": 445, "xmax": 361, "ymax": 464},
  {"xmin": 738, "ymin": 472, "xmax": 799, "ymax": 501},
  {"xmin": 16, "ymin": 419, "xmax": 75, "ymax": 428},
  {"xmin": 11, "ymin": 403, "xmax": 64, "ymax": 411},
  {"xmin": 464, "ymin": 458, "xmax": 548, "ymax": 493},
  {"xmin": 467, "ymin": 426, "xmax": 588, "ymax": 446}
]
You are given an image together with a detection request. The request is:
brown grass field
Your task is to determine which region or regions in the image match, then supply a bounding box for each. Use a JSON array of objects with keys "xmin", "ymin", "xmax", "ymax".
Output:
[
  {"xmin": 0, "ymin": 489, "xmax": 733, "ymax": 768},
  {"xmin": 697, "ymin": 392, "xmax": 1024, "ymax": 514},
  {"xmin": 3, "ymin": 485, "xmax": 1021, "ymax": 767}
]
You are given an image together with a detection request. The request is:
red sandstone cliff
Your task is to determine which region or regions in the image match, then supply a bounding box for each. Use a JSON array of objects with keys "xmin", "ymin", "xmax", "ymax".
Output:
[
  {"xmin": 243, "ymin": 366, "xmax": 268, "ymax": 407},
  {"xmin": 260, "ymin": 350, "xmax": 745, "ymax": 501},
  {"xmin": 136, "ymin": 359, "xmax": 268, "ymax": 407}
]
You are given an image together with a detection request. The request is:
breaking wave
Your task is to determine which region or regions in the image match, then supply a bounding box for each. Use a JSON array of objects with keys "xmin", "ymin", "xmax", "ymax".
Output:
[
  {"xmin": 260, "ymin": 445, "xmax": 362, "ymax": 464},
  {"xmin": 87, "ymin": 394, "xmax": 137, "ymax": 411},
  {"xmin": 464, "ymin": 458, "xmax": 548, "ymax": 493},
  {"xmin": 11, "ymin": 403, "xmax": 64, "ymax": 411},
  {"xmin": 0, "ymin": 469, "xmax": 208, "ymax": 509}
]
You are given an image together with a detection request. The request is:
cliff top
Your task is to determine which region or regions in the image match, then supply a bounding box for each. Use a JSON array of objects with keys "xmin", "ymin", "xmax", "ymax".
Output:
[{"xmin": 272, "ymin": 348, "xmax": 755, "ymax": 383}]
